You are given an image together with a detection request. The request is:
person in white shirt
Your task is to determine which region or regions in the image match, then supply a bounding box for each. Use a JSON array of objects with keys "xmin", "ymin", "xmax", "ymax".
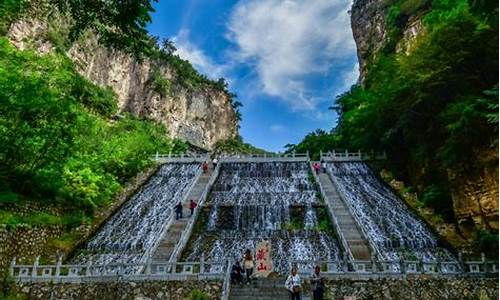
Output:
[{"xmin": 285, "ymin": 267, "xmax": 302, "ymax": 300}]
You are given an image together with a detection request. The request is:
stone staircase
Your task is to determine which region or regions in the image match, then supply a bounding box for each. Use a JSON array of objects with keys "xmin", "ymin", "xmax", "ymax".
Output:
[
  {"xmin": 152, "ymin": 164, "xmax": 213, "ymax": 262},
  {"xmin": 317, "ymin": 172, "xmax": 372, "ymax": 260},
  {"xmin": 229, "ymin": 278, "xmax": 311, "ymax": 300}
]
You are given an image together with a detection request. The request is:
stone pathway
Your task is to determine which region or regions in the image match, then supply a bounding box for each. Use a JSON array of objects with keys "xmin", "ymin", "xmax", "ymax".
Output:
[
  {"xmin": 152, "ymin": 163, "xmax": 213, "ymax": 262},
  {"xmin": 229, "ymin": 278, "xmax": 311, "ymax": 300},
  {"xmin": 317, "ymin": 172, "xmax": 372, "ymax": 260}
]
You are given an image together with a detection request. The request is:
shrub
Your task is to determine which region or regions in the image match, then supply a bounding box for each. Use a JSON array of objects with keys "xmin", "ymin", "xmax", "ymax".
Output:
[{"xmin": 189, "ymin": 290, "xmax": 210, "ymax": 300}]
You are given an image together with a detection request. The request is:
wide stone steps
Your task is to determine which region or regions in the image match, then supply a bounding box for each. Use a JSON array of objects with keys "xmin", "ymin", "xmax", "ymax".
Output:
[
  {"xmin": 317, "ymin": 172, "xmax": 372, "ymax": 260},
  {"xmin": 152, "ymin": 166, "xmax": 213, "ymax": 263},
  {"xmin": 229, "ymin": 279, "xmax": 311, "ymax": 300}
]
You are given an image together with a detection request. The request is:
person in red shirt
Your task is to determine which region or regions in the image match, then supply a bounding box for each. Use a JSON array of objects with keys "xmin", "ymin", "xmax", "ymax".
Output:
[
  {"xmin": 313, "ymin": 162, "xmax": 320, "ymax": 174},
  {"xmin": 189, "ymin": 199, "xmax": 197, "ymax": 216},
  {"xmin": 202, "ymin": 161, "xmax": 208, "ymax": 173}
]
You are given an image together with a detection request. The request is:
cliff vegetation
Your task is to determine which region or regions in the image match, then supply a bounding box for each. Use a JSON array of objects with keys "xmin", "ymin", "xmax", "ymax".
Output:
[{"xmin": 288, "ymin": 0, "xmax": 498, "ymax": 254}]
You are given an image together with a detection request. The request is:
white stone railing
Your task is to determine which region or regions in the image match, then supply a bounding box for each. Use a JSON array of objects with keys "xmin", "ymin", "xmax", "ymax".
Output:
[
  {"xmin": 309, "ymin": 162, "xmax": 354, "ymax": 260},
  {"xmin": 289, "ymin": 258, "xmax": 498, "ymax": 277},
  {"xmin": 320, "ymin": 150, "xmax": 386, "ymax": 162},
  {"xmin": 9, "ymin": 258, "xmax": 230, "ymax": 283},
  {"xmin": 11, "ymin": 257, "xmax": 496, "ymax": 283},
  {"xmin": 152, "ymin": 153, "xmax": 209, "ymax": 163},
  {"xmin": 219, "ymin": 152, "xmax": 309, "ymax": 163},
  {"xmin": 169, "ymin": 163, "xmax": 222, "ymax": 263}
]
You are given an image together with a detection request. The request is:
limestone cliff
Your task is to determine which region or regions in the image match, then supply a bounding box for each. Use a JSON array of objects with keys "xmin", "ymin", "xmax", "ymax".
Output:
[
  {"xmin": 351, "ymin": 0, "xmax": 425, "ymax": 82},
  {"xmin": 350, "ymin": 0, "xmax": 389, "ymax": 82},
  {"xmin": 8, "ymin": 19, "xmax": 238, "ymax": 150},
  {"xmin": 350, "ymin": 0, "xmax": 498, "ymax": 235}
]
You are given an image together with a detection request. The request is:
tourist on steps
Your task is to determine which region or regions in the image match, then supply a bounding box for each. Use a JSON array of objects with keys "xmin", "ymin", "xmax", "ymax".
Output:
[
  {"xmin": 202, "ymin": 161, "xmax": 209, "ymax": 173},
  {"xmin": 175, "ymin": 202, "xmax": 183, "ymax": 220},
  {"xmin": 231, "ymin": 261, "xmax": 244, "ymax": 284},
  {"xmin": 320, "ymin": 160, "xmax": 326, "ymax": 173},
  {"xmin": 285, "ymin": 267, "xmax": 302, "ymax": 300},
  {"xmin": 311, "ymin": 265, "xmax": 325, "ymax": 300},
  {"xmin": 313, "ymin": 162, "xmax": 320, "ymax": 174},
  {"xmin": 212, "ymin": 157, "xmax": 218, "ymax": 167},
  {"xmin": 243, "ymin": 249, "xmax": 254, "ymax": 284},
  {"xmin": 189, "ymin": 199, "xmax": 197, "ymax": 216}
]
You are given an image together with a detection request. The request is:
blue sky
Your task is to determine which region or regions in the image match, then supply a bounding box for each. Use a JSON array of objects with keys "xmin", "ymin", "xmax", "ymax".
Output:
[{"xmin": 147, "ymin": 0, "xmax": 359, "ymax": 152}]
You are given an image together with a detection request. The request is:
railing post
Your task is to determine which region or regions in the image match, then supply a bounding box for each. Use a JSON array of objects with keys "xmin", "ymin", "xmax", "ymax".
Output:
[
  {"xmin": 343, "ymin": 256, "xmax": 348, "ymax": 272},
  {"xmin": 345, "ymin": 149, "xmax": 348, "ymax": 157},
  {"xmin": 371, "ymin": 254, "xmax": 377, "ymax": 273},
  {"xmin": 200, "ymin": 255, "xmax": 205, "ymax": 274},
  {"xmin": 481, "ymin": 252, "xmax": 486, "ymax": 272},
  {"xmin": 155, "ymin": 151, "xmax": 159, "ymax": 161},
  {"xmin": 86, "ymin": 259, "xmax": 92, "ymax": 276},
  {"xmin": 358, "ymin": 149, "xmax": 361, "ymax": 158},
  {"xmin": 399, "ymin": 258, "xmax": 406, "ymax": 274},
  {"xmin": 458, "ymin": 251, "xmax": 464, "ymax": 272},
  {"xmin": 9, "ymin": 257, "xmax": 16, "ymax": 277},
  {"xmin": 55, "ymin": 255, "xmax": 62, "ymax": 277},
  {"xmin": 320, "ymin": 150, "xmax": 323, "ymax": 159},
  {"xmin": 32, "ymin": 256, "xmax": 39, "ymax": 277},
  {"xmin": 146, "ymin": 256, "xmax": 151, "ymax": 275}
]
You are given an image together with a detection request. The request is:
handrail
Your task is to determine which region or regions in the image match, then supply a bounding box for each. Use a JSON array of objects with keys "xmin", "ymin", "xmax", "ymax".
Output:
[
  {"xmin": 320, "ymin": 150, "xmax": 387, "ymax": 162},
  {"xmin": 219, "ymin": 154, "xmax": 309, "ymax": 163},
  {"xmin": 142, "ymin": 164, "xmax": 203, "ymax": 267},
  {"xmin": 221, "ymin": 260, "xmax": 232, "ymax": 300},
  {"xmin": 169, "ymin": 163, "xmax": 222, "ymax": 263},
  {"xmin": 309, "ymin": 162, "xmax": 354, "ymax": 260}
]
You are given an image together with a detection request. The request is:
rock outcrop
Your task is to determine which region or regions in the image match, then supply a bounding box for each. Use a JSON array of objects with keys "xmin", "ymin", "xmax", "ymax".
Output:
[
  {"xmin": 350, "ymin": 0, "xmax": 389, "ymax": 82},
  {"xmin": 8, "ymin": 19, "xmax": 238, "ymax": 150}
]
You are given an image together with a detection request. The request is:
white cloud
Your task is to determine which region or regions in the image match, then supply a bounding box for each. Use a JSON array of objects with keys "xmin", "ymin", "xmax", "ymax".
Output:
[
  {"xmin": 172, "ymin": 29, "xmax": 225, "ymax": 79},
  {"xmin": 227, "ymin": 0, "xmax": 356, "ymax": 111},
  {"xmin": 270, "ymin": 124, "xmax": 286, "ymax": 133}
]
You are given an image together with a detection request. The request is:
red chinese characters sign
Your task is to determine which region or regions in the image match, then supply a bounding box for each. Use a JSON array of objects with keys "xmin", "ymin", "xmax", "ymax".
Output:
[{"xmin": 255, "ymin": 240, "xmax": 273, "ymax": 277}]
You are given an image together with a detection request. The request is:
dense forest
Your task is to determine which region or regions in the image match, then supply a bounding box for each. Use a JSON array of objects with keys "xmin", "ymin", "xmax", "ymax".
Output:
[
  {"xmin": 0, "ymin": 0, "xmax": 243, "ymax": 228},
  {"xmin": 288, "ymin": 0, "xmax": 498, "ymax": 239}
]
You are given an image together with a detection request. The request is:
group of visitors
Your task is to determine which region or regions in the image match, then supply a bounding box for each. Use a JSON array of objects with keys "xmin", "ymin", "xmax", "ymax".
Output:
[
  {"xmin": 285, "ymin": 265, "xmax": 325, "ymax": 300},
  {"xmin": 202, "ymin": 157, "xmax": 218, "ymax": 173},
  {"xmin": 230, "ymin": 249, "xmax": 325, "ymax": 300},
  {"xmin": 175, "ymin": 157, "xmax": 218, "ymax": 220},
  {"xmin": 312, "ymin": 160, "xmax": 326, "ymax": 175},
  {"xmin": 174, "ymin": 199, "xmax": 197, "ymax": 220},
  {"xmin": 230, "ymin": 249, "xmax": 255, "ymax": 285}
]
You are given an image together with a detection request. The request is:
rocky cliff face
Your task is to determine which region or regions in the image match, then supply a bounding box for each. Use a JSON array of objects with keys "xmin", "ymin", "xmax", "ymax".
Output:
[
  {"xmin": 350, "ymin": 0, "xmax": 498, "ymax": 234},
  {"xmin": 350, "ymin": 0, "xmax": 424, "ymax": 82},
  {"xmin": 350, "ymin": 0, "xmax": 389, "ymax": 83},
  {"xmin": 447, "ymin": 151, "xmax": 499, "ymax": 232},
  {"xmin": 8, "ymin": 19, "xmax": 238, "ymax": 150}
]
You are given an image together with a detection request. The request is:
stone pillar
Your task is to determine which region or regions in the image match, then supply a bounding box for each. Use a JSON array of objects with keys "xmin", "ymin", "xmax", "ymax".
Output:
[
  {"xmin": 400, "ymin": 258, "xmax": 406, "ymax": 274},
  {"xmin": 9, "ymin": 257, "xmax": 16, "ymax": 277},
  {"xmin": 458, "ymin": 251, "xmax": 464, "ymax": 272},
  {"xmin": 371, "ymin": 254, "xmax": 377, "ymax": 273},
  {"xmin": 200, "ymin": 255, "xmax": 205, "ymax": 274},
  {"xmin": 343, "ymin": 255, "xmax": 349, "ymax": 272},
  {"xmin": 146, "ymin": 256, "xmax": 152, "ymax": 275},
  {"xmin": 86, "ymin": 259, "xmax": 92, "ymax": 276},
  {"xmin": 32, "ymin": 256, "xmax": 39, "ymax": 277},
  {"xmin": 55, "ymin": 255, "xmax": 62, "ymax": 277},
  {"xmin": 481, "ymin": 252, "xmax": 486, "ymax": 273}
]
